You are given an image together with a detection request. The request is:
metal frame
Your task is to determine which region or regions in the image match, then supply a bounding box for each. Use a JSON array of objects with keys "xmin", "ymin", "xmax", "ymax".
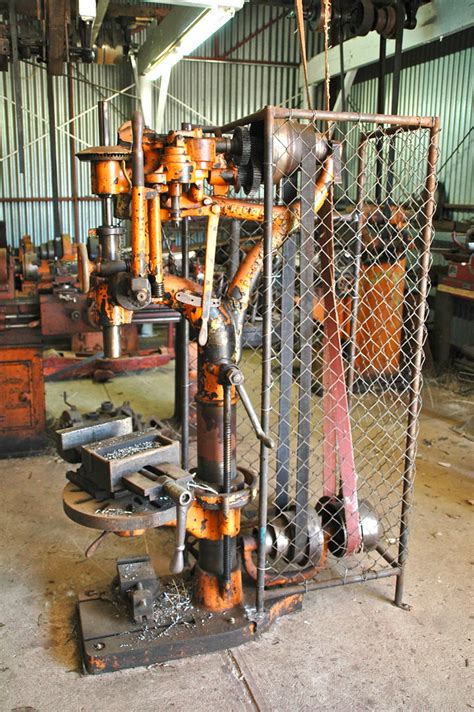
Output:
[{"xmin": 220, "ymin": 106, "xmax": 439, "ymax": 613}]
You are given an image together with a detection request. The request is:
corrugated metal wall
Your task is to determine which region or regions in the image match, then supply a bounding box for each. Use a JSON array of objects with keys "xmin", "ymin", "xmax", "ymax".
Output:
[
  {"xmin": 0, "ymin": 5, "xmax": 471, "ymax": 247},
  {"xmin": 0, "ymin": 61, "xmax": 133, "ymax": 246},
  {"xmin": 160, "ymin": 4, "xmax": 320, "ymax": 129},
  {"xmin": 349, "ymin": 43, "xmax": 474, "ymax": 220}
]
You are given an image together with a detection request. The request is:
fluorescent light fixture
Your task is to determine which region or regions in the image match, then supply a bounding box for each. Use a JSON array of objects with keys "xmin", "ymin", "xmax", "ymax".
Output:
[{"xmin": 144, "ymin": 5, "xmax": 239, "ymax": 81}]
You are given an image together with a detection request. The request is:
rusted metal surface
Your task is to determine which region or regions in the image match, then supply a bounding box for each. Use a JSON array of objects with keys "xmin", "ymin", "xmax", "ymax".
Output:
[
  {"xmin": 39, "ymin": 292, "xmax": 96, "ymax": 336},
  {"xmin": 0, "ymin": 347, "xmax": 47, "ymax": 455},
  {"xmin": 77, "ymin": 582, "xmax": 301, "ymax": 674},
  {"xmin": 56, "ymin": 105, "xmax": 439, "ymax": 673},
  {"xmin": 63, "ymin": 481, "xmax": 177, "ymax": 531},
  {"xmin": 43, "ymin": 350, "xmax": 172, "ymax": 380}
]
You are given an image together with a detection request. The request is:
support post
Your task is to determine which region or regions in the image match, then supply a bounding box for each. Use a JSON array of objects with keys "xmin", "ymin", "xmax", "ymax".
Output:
[{"xmin": 394, "ymin": 119, "xmax": 440, "ymax": 608}]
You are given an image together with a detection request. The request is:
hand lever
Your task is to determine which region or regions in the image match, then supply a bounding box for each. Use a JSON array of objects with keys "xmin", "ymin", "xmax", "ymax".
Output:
[
  {"xmin": 162, "ymin": 478, "xmax": 193, "ymax": 574},
  {"xmin": 198, "ymin": 208, "xmax": 220, "ymax": 347},
  {"xmin": 77, "ymin": 242, "xmax": 92, "ymax": 293},
  {"xmin": 221, "ymin": 365, "xmax": 275, "ymax": 449}
]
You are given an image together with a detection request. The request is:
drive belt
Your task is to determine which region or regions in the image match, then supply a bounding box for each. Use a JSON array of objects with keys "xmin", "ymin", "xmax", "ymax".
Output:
[{"xmin": 319, "ymin": 188, "xmax": 361, "ymax": 555}]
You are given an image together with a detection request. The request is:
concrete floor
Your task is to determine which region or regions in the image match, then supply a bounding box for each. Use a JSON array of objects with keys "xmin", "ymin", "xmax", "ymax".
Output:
[{"xmin": 1, "ymin": 372, "xmax": 473, "ymax": 712}]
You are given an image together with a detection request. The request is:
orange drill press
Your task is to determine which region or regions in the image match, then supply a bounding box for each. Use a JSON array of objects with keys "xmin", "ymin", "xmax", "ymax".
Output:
[{"xmin": 57, "ymin": 106, "xmax": 375, "ymax": 674}]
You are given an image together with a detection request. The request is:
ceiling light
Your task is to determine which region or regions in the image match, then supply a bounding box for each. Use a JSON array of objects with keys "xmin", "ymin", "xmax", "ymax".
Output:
[{"xmin": 144, "ymin": 5, "xmax": 238, "ymax": 81}]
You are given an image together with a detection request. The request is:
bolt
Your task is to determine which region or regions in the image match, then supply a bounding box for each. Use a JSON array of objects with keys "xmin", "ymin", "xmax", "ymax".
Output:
[
  {"xmin": 94, "ymin": 642, "xmax": 105, "ymax": 650},
  {"xmin": 222, "ymin": 364, "xmax": 244, "ymax": 386}
]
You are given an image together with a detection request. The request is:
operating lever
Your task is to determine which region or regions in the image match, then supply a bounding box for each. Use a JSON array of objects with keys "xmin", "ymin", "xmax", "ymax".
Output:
[
  {"xmin": 163, "ymin": 478, "xmax": 193, "ymax": 574},
  {"xmin": 198, "ymin": 208, "xmax": 220, "ymax": 346},
  {"xmin": 121, "ymin": 464, "xmax": 194, "ymax": 574},
  {"xmin": 221, "ymin": 365, "xmax": 275, "ymax": 449}
]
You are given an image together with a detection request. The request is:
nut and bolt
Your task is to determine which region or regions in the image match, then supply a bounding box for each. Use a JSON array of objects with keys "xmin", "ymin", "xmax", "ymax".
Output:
[{"xmin": 221, "ymin": 364, "xmax": 244, "ymax": 386}]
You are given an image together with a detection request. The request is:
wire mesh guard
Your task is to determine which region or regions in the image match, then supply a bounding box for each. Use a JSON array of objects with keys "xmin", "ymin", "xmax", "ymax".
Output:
[{"xmin": 169, "ymin": 109, "xmax": 438, "ymax": 598}]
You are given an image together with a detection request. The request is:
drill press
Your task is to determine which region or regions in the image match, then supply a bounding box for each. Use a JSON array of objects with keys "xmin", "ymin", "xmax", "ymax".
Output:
[{"xmin": 57, "ymin": 105, "xmax": 380, "ymax": 673}]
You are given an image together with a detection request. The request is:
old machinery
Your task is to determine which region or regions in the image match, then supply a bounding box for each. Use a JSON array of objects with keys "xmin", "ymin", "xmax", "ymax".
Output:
[
  {"xmin": 304, "ymin": 0, "xmax": 424, "ymax": 38},
  {"xmin": 0, "ymin": 226, "xmax": 177, "ymax": 456},
  {"xmin": 56, "ymin": 105, "xmax": 438, "ymax": 673}
]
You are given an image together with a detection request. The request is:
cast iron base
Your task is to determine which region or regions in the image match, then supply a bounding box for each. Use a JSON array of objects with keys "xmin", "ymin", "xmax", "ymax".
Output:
[{"xmin": 76, "ymin": 579, "xmax": 302, "ymax": 674}]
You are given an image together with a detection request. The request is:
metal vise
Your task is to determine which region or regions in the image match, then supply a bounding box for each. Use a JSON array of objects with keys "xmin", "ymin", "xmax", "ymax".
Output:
[{"xmin": 56, "ymin": 417, "xmax": 193, "ymax": 575}]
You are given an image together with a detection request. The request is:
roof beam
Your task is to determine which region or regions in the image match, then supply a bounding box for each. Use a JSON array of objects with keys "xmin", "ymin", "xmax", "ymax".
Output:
[
  {"xmin": 303, "ymin": 0, "xmax": 474, "ymax": 87},
  {"xmin": 92, "ymin": 0, "xmax": 109, "ymax": 44},
  {"xmin": 137, "ymin": 5, "xmax": 203, "ymax": 76}
]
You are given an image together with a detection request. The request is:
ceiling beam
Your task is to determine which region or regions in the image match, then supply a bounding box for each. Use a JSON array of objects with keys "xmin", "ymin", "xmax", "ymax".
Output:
[
  {"xmin": 105, "ymin": 4, "xmax": 169, "ymax": 19},
  {"xmin": 303, "ymin": 0, "xmax": 474, "ymax": 87},
  {"xmin": 92, "ymin": 0, "xmax": 109, "ymax": 44},
  {"xmin": 136, "ymin": 5, "xmax": 203, "ymax": 76}
]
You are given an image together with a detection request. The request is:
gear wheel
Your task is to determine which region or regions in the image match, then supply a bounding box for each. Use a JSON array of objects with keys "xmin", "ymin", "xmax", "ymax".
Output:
[
  {"xmin": 77, "ymin": 145, "xmax": 131, "ymax": 162},
  {"xmin": 231, "ymin": 126, "xmax": 252, "ymax": 166},
  {"xmin": 238, "ymin": 158, "xmax": 262, "ymax": 196}
]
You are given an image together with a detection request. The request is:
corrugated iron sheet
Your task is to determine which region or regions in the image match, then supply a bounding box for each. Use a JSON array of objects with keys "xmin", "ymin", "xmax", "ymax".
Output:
[
  {"xmin": 0, "ymin": 61, "xmax": 132, "ymax": 246},
  {"xmin": 349, "ymin": 44, "xmax": 473, "ymax": 220},
  {"xmin": 161, "ymin": 3, "xmax": 320, "ymax": 129},
  {"xmin": 0, "ymin": 7, "xmax": 470, "ymax": 247}
]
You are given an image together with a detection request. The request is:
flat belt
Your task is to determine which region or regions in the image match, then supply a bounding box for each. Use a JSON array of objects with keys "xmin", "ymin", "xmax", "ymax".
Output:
[{"xmin": 319, "ymin": 189, "xmax": 361, "ymax": 555}]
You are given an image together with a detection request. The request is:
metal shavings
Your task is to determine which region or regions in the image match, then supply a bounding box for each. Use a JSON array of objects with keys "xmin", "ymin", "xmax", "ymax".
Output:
[
  {"xmin": 95, "ymin": 506, "xmax": 134, "ymax": 516},
  {"xmin": 104, "ymin": 441, "xmax": 156, "ymax": 460},
  {"xmin": 189, "ymin": 481, "xmax": 218, "ymax": 495},
  {"xmin": 136, "ymin": 579, "xmax": 195, "ymax": 642}
]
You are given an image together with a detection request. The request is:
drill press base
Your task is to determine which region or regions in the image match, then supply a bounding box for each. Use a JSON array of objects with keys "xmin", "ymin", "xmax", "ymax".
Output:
[{"xmin": 76, "ymin": 581, "xmax": 302, "ymax": 674}]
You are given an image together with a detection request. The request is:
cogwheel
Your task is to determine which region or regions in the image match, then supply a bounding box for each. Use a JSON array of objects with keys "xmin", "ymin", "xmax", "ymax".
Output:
[
  {"xmin": 76, "ymin": 145, "xmax": 131, "ymax": 162},
  {"xmin": 238, "ymin": 158, "xmax": 262, "ymax": 196},
  {"xmin": 231, "ymin": 126, "xmax": 252, "ymax": 166}
]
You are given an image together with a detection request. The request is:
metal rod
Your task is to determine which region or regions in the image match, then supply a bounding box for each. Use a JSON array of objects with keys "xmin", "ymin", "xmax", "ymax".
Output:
[
  {"xmin": 103, "ymin": 325, "xmax": 121, "ymax": 359},
  {"xmin": 183, "ymin": 56, "xmax": 297, "ymax": 69},
  {"xmin": 294, "ymin": 141, "xmax": 316, "ymax": 554},
  {"xmin": 376, "ymin": 544, "xmax": 399, "ymax": 569},
  {"xmin": 222, "ymin": 381, "xmax": 232, "ymax": 589},
  {"xmin": 386, "ymin": 10, "xmax": 404, "ymax": 200},
  {"xmin": 375, "ymin": 36, "xmax": 386, "ymax": 205},
  {"xmin": 339, "ymin": 26, "xmax": 346, "ymax": 113},
  {"xmin": 0, "ymin": 196, "xmax": 99, "ymax": 203},
  {"xmin": 8, "ymin": 0, "xmax": 25, "ymax": 174},
  {"xmin": 275, "ymin": 232, "xmax": 296, "ymax": 510},
  {"xmin": 98, "ymin": 99, "xmax": 110, "ymax": 145},
  {"xmin": 218, "ymin": 109, "xmax": 436, "ymax": 134},
  {"xmin": 149, "ymin": 195, "xmax": 164, "ymax": 296},
  {"xmin": 46, "ymin": 72, "xmax": 62, "ymax": 253},
  {"xmin": 394, "ymin": 120, "xmax": 440, "ymax": 608},
  {"xmin": 264, "ymin": 567, "xmax": 401, "ymax": 601},
  {"xmin": 256, "ymin": 106, "xmax": 274, "ymax": 614},
  {"xmin": 131, "ymin": 111, "xmax": 147, "ymax": 278},
  {"xmin": 390, "ymin": 17, "xmax": 403, "ymax": 117},
  {"xmin": 235, "ymin": 383, "xmax": 274, "ymax": 449},
  {"xmin": 67, "ymin": 64, "xmax": 80, "ymax": 244},
  {"xmin": 228, "ymin": 219, "xmax": 241, "ymax": 281},
  {"xmin": 180, "ymin": 217, "xmax": 190, "ymax": 470},
  {"xmin": 98, "ymin": 100, "xmax": 114, "ymax": 227},
  {"xmin": 347, "ymin": 139, "xmax": 367, "ymax": 406}
]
